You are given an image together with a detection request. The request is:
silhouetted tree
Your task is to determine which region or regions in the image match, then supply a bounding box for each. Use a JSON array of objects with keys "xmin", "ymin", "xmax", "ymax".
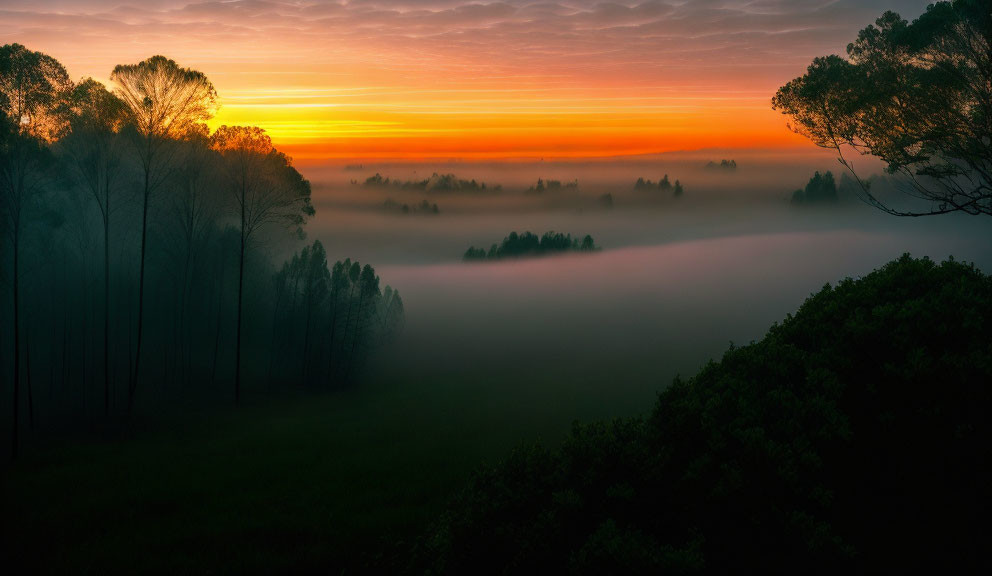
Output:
[
  {"xmin": 111, "ymin": 55, "xmax": 217, "ymax": 412},
  {"xmin": 1, "ymin": 43, "xmax": 70, "ymax": 458},
  {"xmin": 464, "ymin": 231, "xmax": 598, "ymax": 260},
  {"xmin": 210, "ymin": 125, "xmax": 313, "ymax": 403},
  {"xmin": 792, "ymin": 171, "xmax": 839, "ymax": 204},
  {"xmin": 300, "ymin": 240, "xmax": 329, "ymax": 384},
  {"xmin": 773, "ymin": 1, "xmax": 991, "ymax": 216},
  {"xmin": 58, "ymin": 77, "xmax": 129, "ymax": 416}
]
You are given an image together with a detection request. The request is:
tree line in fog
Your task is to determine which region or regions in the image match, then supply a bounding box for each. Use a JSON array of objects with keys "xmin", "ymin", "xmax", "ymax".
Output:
[{"xmin": 0, "ymin": 44, "xmax": 402, "ymax": 458}]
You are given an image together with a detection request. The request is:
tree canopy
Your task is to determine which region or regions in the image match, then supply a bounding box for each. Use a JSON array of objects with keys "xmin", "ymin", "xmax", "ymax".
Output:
[
  {"xmin": 0, "ymin": 43, "xmax": 71, "ymax": 142},
  {"xmin": 111, "ymin": 55, "xmax": 217, "ymax": 142},
  {"xmin": 772, "ymin": 0, "xmax": 991, "ymax": 216}
]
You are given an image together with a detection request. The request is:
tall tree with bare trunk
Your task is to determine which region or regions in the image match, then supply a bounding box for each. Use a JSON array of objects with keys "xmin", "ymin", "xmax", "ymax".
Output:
[
  {"xmin": 111, "ymin": 55, "xmax": 216, "ymax": 413},
  {"xmin": 0, "ymin": 43, "xmax": 70, "ymax": 458},
  {"xmin": 210, "ymin": 125, "xmax": 313, "ymax": 404}
]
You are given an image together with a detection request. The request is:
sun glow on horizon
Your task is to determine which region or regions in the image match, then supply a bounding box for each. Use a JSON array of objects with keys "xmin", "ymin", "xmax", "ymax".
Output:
[{"xmin": 2, "ymin": 0, "xmax": 931, "ymax": 160}]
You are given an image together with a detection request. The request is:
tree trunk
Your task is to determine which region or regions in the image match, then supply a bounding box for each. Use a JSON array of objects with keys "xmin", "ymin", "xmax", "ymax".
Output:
[
  {"xmin": 104, "ymin": 190, "xmax": 110, "ymax": 417},
  {"xmin": 234, "ymin": 198, "xmax": 246, "ymax": 405},
  {"xmin": 326, "ymin": 293, "xmax": 339, "ymax": 383},
  {"xmin": 267, "ymin": 286, "xmax": 284, "ymax": 388},
  {"xmin": 301, "ymin": 290, "xmax": 313, "ymax": 385},
  {"xmin": 11, "ymin": 220, "xmax": 20, "ymax": 460},
  {"xmin": 211, "ymin": 254, "xmax": 226, "ymax": 386},
  {"xmin": 27, "ymin": 333, "xmax": 34, "ymax": 430},
  {"xmin": 346, "ymin": 288, "xmax": 366, "ymax": 381},
  {"xmin": 128, "ymin": 168, "xmax": 150, "ymax": 415}
]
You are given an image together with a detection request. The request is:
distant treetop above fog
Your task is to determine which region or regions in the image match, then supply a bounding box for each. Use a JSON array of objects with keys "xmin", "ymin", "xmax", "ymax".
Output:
[
  {"xmin": 705, "ymin": 159, "xmax": 738, "ymax": 171},
  {"xmin": 464, "ymin": 231, "xmax": 598, "ymax": 261},
  {"xmin": 526, "ymin": 178, "xmax": 578, "ymax": 194},
  {"xmin": 634, "ymin": 175, "xmax": 683, "ymax": 197},
  {"xmin": 356, "ymin": 172, "xmax": 500, "ymax": 194},
  {"xmin": 792, "ymin": 170, "xmax": 839, "ymax": 205}
]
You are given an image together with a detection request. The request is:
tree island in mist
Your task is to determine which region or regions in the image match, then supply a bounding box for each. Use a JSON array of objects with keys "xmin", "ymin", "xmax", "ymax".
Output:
[{"xmin": 2, "ymin": 0, "xmax": 990, "ymax": 574}]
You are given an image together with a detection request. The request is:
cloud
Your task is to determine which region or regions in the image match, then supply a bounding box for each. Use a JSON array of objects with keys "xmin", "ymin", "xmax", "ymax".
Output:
[{"xmin": 0, "ymin": 0, "xmax": 934, "ymax": 155}]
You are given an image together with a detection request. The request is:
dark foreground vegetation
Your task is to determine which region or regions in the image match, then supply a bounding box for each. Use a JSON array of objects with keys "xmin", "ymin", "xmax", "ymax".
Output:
[
  {"xmin": 464, "ymin": 231, "xmax": 597, "ymax": 261},
  {"xmin": 4, "ymin": 255, "xmax": 987, "ymax": 574},
  {"xmin": 421, "ymin": 255, "xmax": 991, "ymax": 574}
]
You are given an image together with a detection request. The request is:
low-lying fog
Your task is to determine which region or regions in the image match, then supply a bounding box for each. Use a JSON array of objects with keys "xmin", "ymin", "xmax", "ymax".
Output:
[{"xmin": 297, "ymin": 152, "xmax": 992, "ymax": 432}]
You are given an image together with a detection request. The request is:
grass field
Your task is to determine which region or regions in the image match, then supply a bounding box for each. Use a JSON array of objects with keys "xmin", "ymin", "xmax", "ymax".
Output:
[{"xmin": 2, "ymin": 351, "xmax": 667, "ymax": 574}]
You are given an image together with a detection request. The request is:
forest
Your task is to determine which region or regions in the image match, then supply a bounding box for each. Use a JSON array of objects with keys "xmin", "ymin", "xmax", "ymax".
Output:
[{"xmin": 0, "ymin": 45, "xmax": 403, "ymax": 459}]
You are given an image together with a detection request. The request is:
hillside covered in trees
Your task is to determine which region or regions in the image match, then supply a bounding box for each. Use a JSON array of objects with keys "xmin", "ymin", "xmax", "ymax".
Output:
[{"xmin": 421, "ymin": 255, "xmax": 991, "ymax": 574}]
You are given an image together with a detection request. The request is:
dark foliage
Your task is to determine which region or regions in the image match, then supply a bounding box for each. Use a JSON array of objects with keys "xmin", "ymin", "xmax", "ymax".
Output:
[
  {"xmin": 792, "ymin": 170, "xmax": 839, "ymax": 204},
  {"xmin": 526, "ymin": 178, "xmax": 578, "ymax": 194},
  {"xmin": 270, "ymin": 242, "xmax": 404, "ymax": 387},
  {"xmin": 635, "ymin": 175, "xmax": 683, "ymax": 197},
  {"xmin": 773, "ymin": 1, "xmax": 992, "ymax": 216},
  {"xmin": 705, "ymin": 159, "xmax": 737, "ymax": 171},
  {"xmin": 425, "ymin": 255, "xmax": 992, "ymax": 574},
  {"xmin": 360, "ymin": 172, "xmax": 499, "ymax": 194},
  {"xmin": 383, "ymin": 198, "xmax": 440, "ymax": 215},
  {"xmin": 464, "ymin": 231, "xmax": 598, "ymax": 261}
]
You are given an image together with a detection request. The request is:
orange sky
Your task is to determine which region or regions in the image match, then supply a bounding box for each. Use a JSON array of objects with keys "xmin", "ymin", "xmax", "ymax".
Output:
[{"xmin": 1, "ymin": 0, "xmax": 930, "ymax": 160}]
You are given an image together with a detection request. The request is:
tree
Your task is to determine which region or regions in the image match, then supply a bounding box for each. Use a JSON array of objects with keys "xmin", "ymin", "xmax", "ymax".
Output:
[
  {"xmin": 111, "ymin": 55, "xmax": 217, "ymax": 412},
  {"xmin": 345, "ymin": 264, "xmax": 380, "ymax": 380},
  {"xmin": 660, "ymin": 174, "xmax": 672, "ymax": 191},
  {"xmin": 211, "ymin": 125, "xmax": 313, "ymax": 404},
  {"xmin": 58, "ymin": 78, "xmax": 129, "ymax": 416},
  {"xmin": 1, "ymin": 43, "xmax": 70, "ymax": 458},
  {"xmin": 300, "ymin": 240, "xmax": 329, "ymax": 384},
  {"xmin": 164, "ymin": 135, "xmax": 222, "ymax": 386},
  {"xmin": 772, "ymin": 1, "xmax": 991, "ymax": 216},
  {"xmin": 325, "ymin": 258, "xmax": 350, "ymax": 380},
  {"xmin": 792, "ymin": 171, "xmax": 839, "ymax": 204}
]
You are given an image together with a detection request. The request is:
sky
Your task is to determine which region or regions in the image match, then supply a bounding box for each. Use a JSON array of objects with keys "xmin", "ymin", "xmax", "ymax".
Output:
[{"xmin": 1, "ymin": 0, "xmax": 931, "ymax": 160}]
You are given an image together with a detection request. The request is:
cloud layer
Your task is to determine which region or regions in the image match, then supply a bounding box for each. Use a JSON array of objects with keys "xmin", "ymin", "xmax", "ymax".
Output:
[{"xmin": 1, "ymin": 1, "xmax": 932, "ymax": 157}]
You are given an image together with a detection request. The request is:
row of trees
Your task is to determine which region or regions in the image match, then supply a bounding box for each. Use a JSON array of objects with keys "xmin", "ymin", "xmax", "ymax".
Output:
[
  {"xmin": 359, "ymin": 172, "xmax": 499, "ymax": 194},
  {"xmin": 526, "ymin": 178, "xmax": 579, "ymax": 194},
  {"xmin": 705, "ymin": 159, "xmax": 738, "ymax": 171},
  {"xmin": 634, "ymin": 175, "xmax": 684, "ymax": 196},
  {"xmin": 270, "ymin": 241, "xmax": 404, "ymax": 387},
  {"xmin": 383, "ymin": 198, "xmax": 440, "ymax": 215},
  {"xmin": 0, "ymin": 44, "xmax": 391, "ymax": 459},
  {"xmin": 464, "ymin": 231, "xmax": 597, "ymax": 260}
]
